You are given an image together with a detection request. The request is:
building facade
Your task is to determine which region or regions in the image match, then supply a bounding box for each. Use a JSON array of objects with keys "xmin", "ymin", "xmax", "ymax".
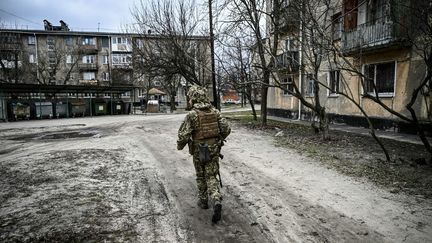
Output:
[
  {"xmin": 0, "ymin": 24, "xmax": 212, "ymax": 119},
  {"xmin": 266, "ymin": 0, "xmax": 431, "ymax": 132}
]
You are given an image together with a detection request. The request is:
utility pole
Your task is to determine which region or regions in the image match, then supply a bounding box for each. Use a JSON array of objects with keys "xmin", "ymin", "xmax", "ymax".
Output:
[{"xmin": 208, "ymin": 0, "xmax": 219, "ymax": 109}]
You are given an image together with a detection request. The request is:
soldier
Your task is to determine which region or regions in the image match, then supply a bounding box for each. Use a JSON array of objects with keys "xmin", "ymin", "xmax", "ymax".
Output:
[{"xmin": 177, "ymin": 85, "xmax": 231, "ymax": 224}]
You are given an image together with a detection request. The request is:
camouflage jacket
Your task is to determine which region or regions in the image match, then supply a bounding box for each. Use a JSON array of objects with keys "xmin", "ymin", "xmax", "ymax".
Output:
[{"xmin": 177, "ymin": 102, "xmax": 231, "ymax": 152}]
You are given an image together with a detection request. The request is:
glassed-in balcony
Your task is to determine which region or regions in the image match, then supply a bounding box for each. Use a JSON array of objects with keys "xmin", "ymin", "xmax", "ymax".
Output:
[{"xmin": 275, "ymin": 51, "xmax": 299, "ymax": 73}]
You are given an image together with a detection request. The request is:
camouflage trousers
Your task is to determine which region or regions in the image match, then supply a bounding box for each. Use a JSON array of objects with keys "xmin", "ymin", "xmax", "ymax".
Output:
[{"xmin": 192, "ymin": 144, "xmax": 222, "ymax": 204}]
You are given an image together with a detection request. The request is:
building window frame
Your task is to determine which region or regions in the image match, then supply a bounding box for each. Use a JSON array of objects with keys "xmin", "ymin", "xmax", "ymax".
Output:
[
  {"xmin": 28, "ymin": 36, "xmax": 36, "ymax": 45},
  {"xmin": 328, "ymin": 70, "xmax": 341, "ymax": 97},
  {"xmin": 29, "ymin": 54, "xmax": 35, "ymax": 63},
  {"xmin": 102, "ymin": 72, "xmax": 109, "ymax": 81},
  {"xmin": 103, "ymin": 55, "xmax": 109, "ymax": 64},
  {"xmin": 82, "ymin": 37, "xmax": 95, "ymax": 45},
  {"xmin": 65, "ymin": 36, "xmax": 73, "ymax": 46},
  {"xmin": 305, "ymin": 74, "xmax": 315, "ymax": 97},
  {"xmin": 362, "ymin": 61, "xmax": 397, "ymax": 97},
  {"xmin": 332, "ymin": 12, "xmax": 342, "ymax": 41},
  {"xmin": 83, "ymin": 72, "xmax": 96, "ymax": 80},
  {"xmin": 66, "ymin": 55, "xmax": 73, "ymax": 64},
  {"xmin": 82, "ymin": 55, "xmax": 96, "ymax": 64},
  {"xmin": 282, "ymin": 76, "xmax": 294, "ymax": 96}
]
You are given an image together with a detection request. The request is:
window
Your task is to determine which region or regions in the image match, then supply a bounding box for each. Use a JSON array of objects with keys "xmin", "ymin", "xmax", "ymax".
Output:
[
  {"xmin": 47, "ymin": 36, "xmax": 55, "ymax": 50},
  {"xmin": 65, "ymin": 36, "xmax": 73, "ymax": 46},
  {"xmin": 285, "ymin": 37, "xmax": 297, "ymax": 51},
  {"xmin": 47, "ymin": 36, "xmax": 54, "ymax": 44},
  {"xmin": 306, "ymin": 74, "xmax": 314, "ymax": 96},
  {"xmin": 83, "ymin": 72, "xmax": 95, "ymax": 80},
  {"xmin": 101, "ymin": 37, "xmax": 109, "ymax": 47},
  {"xmin": 82, "ymin": 55, "xmax": 95, "ymax": 63},
  {"xmin": 329, "ymin": 70, "xmax": 340, "ymax": 95},
  {"xmin": 137, "ymin": 39, "xmax": 144, "ymax": 48},
  {"xmin": 102, "ymin": 72, "xmax": 109, "ymax": 81},
  {"xmin": 29, "ymin": 54, "xmax": 35, "ymax": 63},
  {"xmin": 282, "ymin": 76, "xmax": 294, "ymax": 95},
  {"xmin": 364, "ymin": 61, "xmax": 396, "ymax": 95},
  {"xmin": 117, "ymin": 37, "xmax": 122, "ymax": 44},
  {"xmin": 103, "ymin": 55, "xmax": 109, "ymax": 64},
  {"xmin": 66, "ymin": 55, "xmax": 73, "ymax": 64},
  {"xmin": 28, "ymin": 36, "xmax": 36, "ymax": 45},
  {"xmin": 48, "ymin": 52, "xmax": 56, "ymax": 64},
  {"xmin": 112, "ymin": 54, "xmax": 132, "ymax": 64},
  {"xmin": 112, "ymin": 37, "xmax": 117, "ymax": 44},
  {"xmin": 332, "ymin": 12, "xmax": 342, "ymax": 40},
  {"xmin": 82, "ymin": 37, "xmax": 95, "ymax": 45}
]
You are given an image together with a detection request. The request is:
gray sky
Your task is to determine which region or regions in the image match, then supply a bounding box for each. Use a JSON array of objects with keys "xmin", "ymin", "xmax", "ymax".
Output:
[{"xmin": 0, "ymin": 0, "xmax": 140, "ymax": 32}]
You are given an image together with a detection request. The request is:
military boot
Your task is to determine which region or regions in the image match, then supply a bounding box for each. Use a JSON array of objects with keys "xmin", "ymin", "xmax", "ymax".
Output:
[
  {"xmin": 212, "ymin": 203, "xmax": 222, "ymax": 223},
  {"xmin": 197, "ymin": 199, "xmax": 209, "ymax": 209}
]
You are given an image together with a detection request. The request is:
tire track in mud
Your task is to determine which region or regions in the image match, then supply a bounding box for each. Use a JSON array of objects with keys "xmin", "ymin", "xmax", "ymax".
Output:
[
  {"xmin": 129, "ymin": 123, "xmax": 273, "ymax": 243},
  {"xmin": 220, "ymin": 156, "xmax": 384, "ymax": 242},
  {"xmin": 134, "ymin": 117, "xmax": 384, "ymax": 242}
]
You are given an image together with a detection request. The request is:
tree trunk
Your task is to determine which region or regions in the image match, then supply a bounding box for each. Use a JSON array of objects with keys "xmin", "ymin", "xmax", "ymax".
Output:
[
  {"xmin": 261, "ymin": 85, "xmax": 268, "ymax": 126},
  {"xmin": 170, "ymin": 92, "xmax": 176, "ymax": 113},
  {"xmin": 247, "ymin": 92, "xmax": 257, "ymax": 121},
  {"xmin": 318, "ymin": 108, "xmax": 330, "ymax": 140}
]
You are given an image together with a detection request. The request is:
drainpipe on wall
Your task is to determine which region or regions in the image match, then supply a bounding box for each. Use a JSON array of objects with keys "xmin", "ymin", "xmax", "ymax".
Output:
[
  {"xmin": 297, "ymin": 6, "xmax": 303, "ymax": 120},
  {"xmin": 34, "ymin": 33, "xmax": 39, "ymax": 82}
]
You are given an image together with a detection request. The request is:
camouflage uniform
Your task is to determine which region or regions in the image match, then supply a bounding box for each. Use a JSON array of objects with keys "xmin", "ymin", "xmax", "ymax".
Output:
[{"xmin": 177, "ymin": 85, "xmax": 230, "ymax": 222}]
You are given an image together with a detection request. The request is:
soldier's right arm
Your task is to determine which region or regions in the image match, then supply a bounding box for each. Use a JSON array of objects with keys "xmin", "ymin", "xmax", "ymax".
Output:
[{"xmin": 177, "ymin": 112, "xmax": 196, "ymax": 150}]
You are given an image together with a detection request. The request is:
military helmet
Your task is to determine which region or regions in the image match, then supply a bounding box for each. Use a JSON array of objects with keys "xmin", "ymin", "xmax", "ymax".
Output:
[{"xmin": 187, "ymin": 85, "xmax": 209, "ymax": 104}]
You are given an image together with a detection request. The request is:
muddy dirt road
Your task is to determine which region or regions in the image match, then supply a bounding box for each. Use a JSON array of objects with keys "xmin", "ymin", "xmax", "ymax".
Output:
[{"xmin": 1, "ymin": 114, "xmax": 431, "ymax": 242}]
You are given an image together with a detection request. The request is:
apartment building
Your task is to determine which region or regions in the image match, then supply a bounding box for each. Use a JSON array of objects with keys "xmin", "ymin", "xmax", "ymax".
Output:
[
  {"xmin": 266, "ymin": 0, "xmax": 431, "ymax": 132},
  {"xmin": 0, "ymin": 22, "xmax": 212, "ymax": 119}
]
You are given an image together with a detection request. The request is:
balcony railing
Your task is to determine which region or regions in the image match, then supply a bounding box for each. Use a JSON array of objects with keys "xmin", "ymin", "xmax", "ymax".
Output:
[
  {"xmin": 341, "ymin": 20, "xmax": 405, "ymax": 53},
  {"xmin": 79, "ymin": 79, "xmax": 98, "ymax": 85},
  {"xmin": 79, "ymin": 44, "xmax": 98, "ymax": 53},
  {"xmin": 78, "ymin": 63, "xmax": 98, "ymax": 70},
  {"xmin": 112, "ymin": 63, "xmax": 132, "ymax": 69},
  {"xmin": 275, "ymin": 51, "xmax": 299, "ymax": 73}
]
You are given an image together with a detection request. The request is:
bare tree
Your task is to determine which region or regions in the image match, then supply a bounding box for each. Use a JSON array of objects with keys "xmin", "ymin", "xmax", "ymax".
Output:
[
  {"xmin": 217, "ymin": 36, "xmax": 259, "ymax": 120},
  {"xmin": 130, "ymin": 0, "xmax": 211, "ymax": 98},
  {"xmin": 220, "ymin": 0, "xmax": 278, "ymax": 126}
]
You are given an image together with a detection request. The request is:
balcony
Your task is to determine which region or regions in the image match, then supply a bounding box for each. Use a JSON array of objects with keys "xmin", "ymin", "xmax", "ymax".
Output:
[
  {"xmin": 79, "ymin": 79, "xmax": 98, "ymax": 85},
  {"xmin": 341, "ymin": 20, "xmax": 408, "ymax": 54},
  {"xmin": 78, "ymin": 63, "xmax": 98, "ymax": 70},
  {"xmin": 112, "ymin": 63, "xmax": 132, "ymax": 69},
  {"xmin": 275, "ymin": 51, "xmax": 299, "ymax": 73},
  {"xmin": 275, "ymin": 5, "xmax": 300, "ymax": 32},
  {"xmin": 79, "ymin": 44, "xmax": 98, "ymax": 54}
]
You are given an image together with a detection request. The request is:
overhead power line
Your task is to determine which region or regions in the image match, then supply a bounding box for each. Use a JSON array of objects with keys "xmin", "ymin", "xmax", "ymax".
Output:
[{"xmin": 0, "ymin": 8, "xmax": 42, "ymax": 26}]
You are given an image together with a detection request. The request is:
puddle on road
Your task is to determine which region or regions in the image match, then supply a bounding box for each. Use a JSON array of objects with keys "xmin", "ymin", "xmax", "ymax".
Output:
[
  {"xmin": 8, "ymin": 131, "xmax": 99, "ymax": 141},
  {"xmin": 39, "ymin": 132, "xmax": 96, "ymax": 139}
]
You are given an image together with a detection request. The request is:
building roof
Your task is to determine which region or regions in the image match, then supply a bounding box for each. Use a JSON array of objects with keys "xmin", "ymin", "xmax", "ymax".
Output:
[{"xmin": 0, "ymin": 28, "xmax": 210, "ymax": 41}]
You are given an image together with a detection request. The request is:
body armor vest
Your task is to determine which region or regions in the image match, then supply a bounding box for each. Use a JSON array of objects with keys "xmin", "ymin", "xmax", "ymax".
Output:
[{"xmin": 193, "ymin": 109, "xmax": 220, "ymax": 140}]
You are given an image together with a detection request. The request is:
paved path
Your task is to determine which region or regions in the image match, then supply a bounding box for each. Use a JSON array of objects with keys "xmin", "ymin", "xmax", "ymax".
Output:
[{"xmin": 268, "ymin": 115, "xmax": 430, "ymax": 145}]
